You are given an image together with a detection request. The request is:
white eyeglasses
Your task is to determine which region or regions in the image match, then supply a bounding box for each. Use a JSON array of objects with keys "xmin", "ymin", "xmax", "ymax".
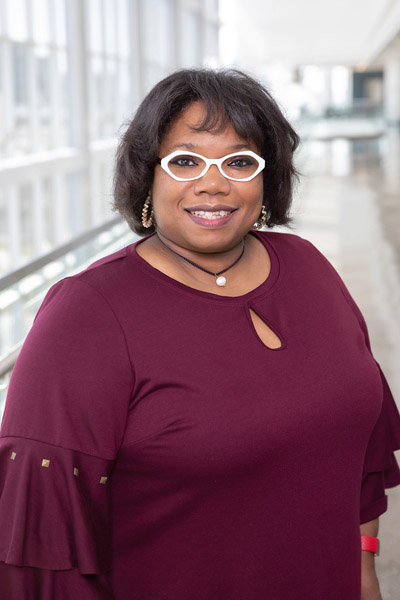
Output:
[{"xmin": 158, "ymin": 150, "xmax": 265, "ymax": 182}]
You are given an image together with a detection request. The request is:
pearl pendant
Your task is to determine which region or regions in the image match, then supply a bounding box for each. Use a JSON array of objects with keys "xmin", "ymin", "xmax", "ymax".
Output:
[{"xmin": 216, "ymin": 276, "xmax": 226, "ymax": 287}]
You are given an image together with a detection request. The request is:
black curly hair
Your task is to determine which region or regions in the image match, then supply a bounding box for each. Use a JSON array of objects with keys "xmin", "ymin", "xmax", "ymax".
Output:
[{"xmin": 113, "ymin": 68, "xmax": 300, "ymax": 235}]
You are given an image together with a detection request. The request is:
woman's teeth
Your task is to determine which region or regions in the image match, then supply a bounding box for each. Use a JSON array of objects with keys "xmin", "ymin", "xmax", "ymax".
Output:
[{"xmin": 189, "ymin": 210, "xmax": 231, "ymax": 220}]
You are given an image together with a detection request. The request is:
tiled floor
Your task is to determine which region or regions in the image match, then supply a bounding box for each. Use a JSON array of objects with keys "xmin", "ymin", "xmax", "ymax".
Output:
[{"xmin": 293, "ymin": 123, "xmax": 400, "ymax": 597}]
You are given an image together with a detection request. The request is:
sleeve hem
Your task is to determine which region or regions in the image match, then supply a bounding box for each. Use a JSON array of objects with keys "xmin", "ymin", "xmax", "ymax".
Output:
[
  {"xmin": 0, "ymin": 437, "xmax": 113, "ymax": 574},
  {"xmin": 360, "ymin": 494, "xmax": 388, "ymax": 525}
]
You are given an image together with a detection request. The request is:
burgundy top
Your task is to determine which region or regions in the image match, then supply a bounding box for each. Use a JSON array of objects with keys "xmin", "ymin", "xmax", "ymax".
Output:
[{"xmin": 1, "ymin": 231, "xmax": 399, "ymax": 599}]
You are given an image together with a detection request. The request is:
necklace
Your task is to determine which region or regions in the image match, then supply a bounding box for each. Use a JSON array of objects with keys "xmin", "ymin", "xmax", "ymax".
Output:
[{"xmin": 157, "ymin": 236, "xmax": 245, "ymax": 287}]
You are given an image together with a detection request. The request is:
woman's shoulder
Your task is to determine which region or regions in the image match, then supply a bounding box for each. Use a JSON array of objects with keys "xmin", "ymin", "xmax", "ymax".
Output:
[
  {"xmin": 259, "ymin": 230, "xmax": 368, "ymax": 324},
  {"xmin": 60, "ymin": 240, "xmax": 144, "ymax": 293},
  {"xmin": 34, "ymin": 241, "xmax": 149, "ymax": 328},
  {"xmin": 258, "ymin": 230, "xmax": 327, "ymax": 261},
  {"xmin": 258, "ymin": 230, "xmax": 344, "ymax": 286}
]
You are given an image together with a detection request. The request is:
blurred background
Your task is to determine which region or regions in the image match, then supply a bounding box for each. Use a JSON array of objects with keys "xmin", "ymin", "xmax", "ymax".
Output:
[{"xmin": 0, "ymin": 0, "xmax": 399, "ymax": 593}]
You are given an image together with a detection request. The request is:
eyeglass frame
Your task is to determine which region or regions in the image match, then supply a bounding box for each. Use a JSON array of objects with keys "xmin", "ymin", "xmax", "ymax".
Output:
[{"xmin": 157, "ymin": 150, "xmax": 266, "ymax": 182}]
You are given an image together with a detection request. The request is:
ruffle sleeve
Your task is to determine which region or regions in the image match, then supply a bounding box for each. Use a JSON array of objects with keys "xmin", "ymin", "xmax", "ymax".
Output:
[
  {"xmin": 0, "ymin": 436, "xmax": 113, "ymax": 573},
  {"xmin": 0, "ymin": 276, "xmax": 134, "ymax": 596},
  {"xmin": 360, "ymin": 363, "xmax": 400, "ymax": 524},
  {"xmin": 301, "ymin": 238, "xmax": 400, "ymax": 524},
  {"xmin": 334, "ymin": 261, "xmax": 400, "ymax": 522},
  {"xmin": 342, "ymin": 280, "xmax": 400, "ymax": 523},
  {"xmin": 341, "ymin": 285, "xmax": 400, "ymax": 523}
]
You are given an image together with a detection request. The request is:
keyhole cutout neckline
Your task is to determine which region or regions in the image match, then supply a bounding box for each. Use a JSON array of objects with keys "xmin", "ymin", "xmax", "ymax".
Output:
[
  {"xmin": 131, "ymin": 230, "xmax": 281, "ymax": 304},
  {"xmin": 248, "ymin": 307, "xmax": 283, "ymax": 350}
]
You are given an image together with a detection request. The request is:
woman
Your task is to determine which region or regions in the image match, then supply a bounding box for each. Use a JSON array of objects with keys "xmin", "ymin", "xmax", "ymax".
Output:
[{"xmin": 0, "ymin": 68, "xmax": 399, "ymax": 600}]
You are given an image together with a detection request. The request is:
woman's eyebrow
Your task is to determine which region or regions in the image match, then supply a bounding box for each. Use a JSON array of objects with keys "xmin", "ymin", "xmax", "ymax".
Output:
[
  {"xmin": 170, "ymin": 143, "xmax": 197, "ymax": 150},
  {"xmin": 170, "ymin": 143, "xmax": 250, "ymax": 151}
]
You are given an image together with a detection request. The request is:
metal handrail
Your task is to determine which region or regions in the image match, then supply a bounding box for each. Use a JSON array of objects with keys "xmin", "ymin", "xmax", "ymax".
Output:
[
  {"xmin": 0, "ymin": 214, "xmax": 126, "ymax": 379},
  {"xmin": 0, "ymin": 344, "xmax": 22, "ymax": 380},
  {"xmin": 0, "ymin": 215, "xmax": 122, "ymax": 292}
]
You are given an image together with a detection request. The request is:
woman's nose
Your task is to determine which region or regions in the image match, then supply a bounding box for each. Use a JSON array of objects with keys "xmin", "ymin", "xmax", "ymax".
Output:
[{"xmin": 193, "ymin": 164, "xmax": 231, "ymax": 194}]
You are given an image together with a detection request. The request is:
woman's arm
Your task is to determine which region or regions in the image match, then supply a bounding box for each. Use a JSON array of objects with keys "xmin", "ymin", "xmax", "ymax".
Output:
[
  {"xmin": 0, "ymin": 277, "xmax": 133, "ymax": 597},
  {"xmin": 360, "ymin": 519, "xmax": 382, "ymax": 600}
]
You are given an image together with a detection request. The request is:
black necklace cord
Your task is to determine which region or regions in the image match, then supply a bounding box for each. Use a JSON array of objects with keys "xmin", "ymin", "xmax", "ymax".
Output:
[{"xmin": 156, "ymin": 236, "xmax": 245, "ymax": 277}]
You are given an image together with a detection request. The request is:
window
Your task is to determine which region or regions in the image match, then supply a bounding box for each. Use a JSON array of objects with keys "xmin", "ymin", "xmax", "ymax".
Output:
[
  {"xmin": 1, "ymin": 0, "xmax": 71, "ymax": 157},
  {"xmin": 179, "ymin": 8, "xmax": 200, "ymax": 67},
  {"xmin": 0, "ymin": 0, "xmax": 221, "ymax": 273},
  {"xmin": 86, "ymin": 0, "xmax": 133, "ymax": 140},
  {"xmin": 141, "ymin": 0, "xmax": 174, "ymax": 92}
]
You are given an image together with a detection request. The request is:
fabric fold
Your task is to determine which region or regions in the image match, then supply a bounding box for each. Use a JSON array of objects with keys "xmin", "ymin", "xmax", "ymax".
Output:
[
  {"xmin": 360, "ymin": 364, "xmax": 400, "ymax": 523},
  {"xmin": 0, "ymin": 436, "xmax": 113, "ymax": 574},
  {"xmin": 363, "ymin": 364, "xmax": 400, "ymax": 480}
]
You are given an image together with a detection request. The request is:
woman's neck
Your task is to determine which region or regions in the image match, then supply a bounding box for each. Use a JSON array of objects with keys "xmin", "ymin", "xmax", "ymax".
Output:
[
  {"xmin": 154, "ymin": 232, "xmax": 246, "ymax": 277},
  {"xmin": 135, "ymin": 231, "xmax": 271, "ymax": 297}
]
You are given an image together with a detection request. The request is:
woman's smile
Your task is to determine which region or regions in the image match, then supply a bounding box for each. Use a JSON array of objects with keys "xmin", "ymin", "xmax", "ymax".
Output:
[{"xmin": 184, "ymin": 204, "xmax": 237, "ymax": 227}]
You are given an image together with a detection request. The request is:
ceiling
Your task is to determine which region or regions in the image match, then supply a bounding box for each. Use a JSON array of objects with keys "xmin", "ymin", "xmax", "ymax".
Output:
[{"xmin": 221, "ymin": 0, "xmax": 400, "ymax": 68}]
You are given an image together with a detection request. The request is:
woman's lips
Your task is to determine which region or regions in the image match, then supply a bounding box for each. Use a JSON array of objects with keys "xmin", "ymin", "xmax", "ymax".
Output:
[{"xmin": 185, "ymin": 209, "xmax": 236, "ymax": 228}]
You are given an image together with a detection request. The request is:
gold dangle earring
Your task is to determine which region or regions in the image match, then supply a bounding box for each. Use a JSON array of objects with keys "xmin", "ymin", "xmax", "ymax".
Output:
[
  {"xmin": 252, "ymin": 205, "xmax": 267, "ymax": 230},
  {"xmin": 141, "ymin": 195, "xmax": 154, "ymax": 228}
]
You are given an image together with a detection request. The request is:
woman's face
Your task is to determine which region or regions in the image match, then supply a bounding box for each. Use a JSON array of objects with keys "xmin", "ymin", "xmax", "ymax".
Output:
[{"xmin": 150, "ymin": 101, "xmax": 264, "ymax": 253}]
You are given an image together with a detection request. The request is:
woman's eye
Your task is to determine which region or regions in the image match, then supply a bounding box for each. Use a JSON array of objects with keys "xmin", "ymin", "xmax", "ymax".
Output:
[
  {"xmin": 228, "ymin": 157, "xmax": 253, "ymax": 168},
  {"xmin": 170, "ymin": 155, "xmax": 198, "ymax": 167}
]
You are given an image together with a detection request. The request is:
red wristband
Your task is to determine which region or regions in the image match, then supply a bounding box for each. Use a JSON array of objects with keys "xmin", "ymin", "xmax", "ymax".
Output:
[{"xmin": 361, "ymin": 535, "xmax": 379, "ymax": 555}]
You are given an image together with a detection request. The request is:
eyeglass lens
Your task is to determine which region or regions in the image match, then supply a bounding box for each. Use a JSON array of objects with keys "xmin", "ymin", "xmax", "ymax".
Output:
[{"xmin": 166, "ymin": 154, "xmax": 261, "ymax": 180}]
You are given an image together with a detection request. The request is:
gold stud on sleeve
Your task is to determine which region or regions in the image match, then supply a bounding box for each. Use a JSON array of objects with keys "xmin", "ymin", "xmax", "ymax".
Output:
[
  {"xmin": 10, "ymin": 452, "xmax": 16, "ymax": 460},
  {"xmin": 99, "ymin": 476, "xmax": 108, "ymax": 484},
  {"xmin": 73, "ymin": 468, "xmax": 79, "ymax": 477},
  {"xmin": 41, "ymin": 459, "xmax": 51, "ymax": 468}
]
